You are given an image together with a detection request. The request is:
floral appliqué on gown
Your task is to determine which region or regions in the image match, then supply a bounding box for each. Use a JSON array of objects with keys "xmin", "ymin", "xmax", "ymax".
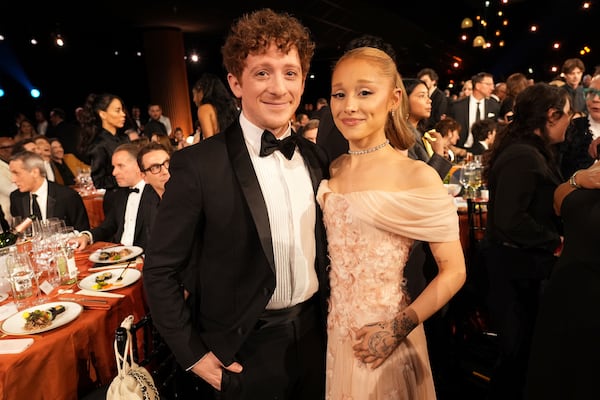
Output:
[{"xmin": 317, "ymin": 179, "xmax": 459, "ymax": 400}]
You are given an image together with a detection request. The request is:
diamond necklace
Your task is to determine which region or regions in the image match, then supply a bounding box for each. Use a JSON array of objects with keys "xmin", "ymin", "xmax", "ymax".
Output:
[{"xmin": 347, "ymin": 139, "xmax": 390, "ymax": 155}]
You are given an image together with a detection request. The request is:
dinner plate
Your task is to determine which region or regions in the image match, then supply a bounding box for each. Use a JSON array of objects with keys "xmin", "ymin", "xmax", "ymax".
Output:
[
  {"xmin": 88, "ymin": 245, "xmax": 143, "ymax": 264},
  {"xmin": 1, "ymin": 301, "xmax": 83, "ymax": 335},
  {"xmin": 0, "ymin": 293, "xmax": 8, "ymax": 303},
  {"xmin": 78, "ymin": 268, "xmax": 142, "ymax": 292}
]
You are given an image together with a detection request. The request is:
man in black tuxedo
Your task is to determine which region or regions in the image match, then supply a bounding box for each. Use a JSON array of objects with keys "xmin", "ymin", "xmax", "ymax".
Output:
[
  {"xmin": 9, "ymin": 151, "xmax": 89, "ymax": 232},
  {"xmin": 143, "ymin": 9, "xmax": 329, "ymax": 399},
  {"xmin": 74, "ymin": 143, "xmax": 166, "ymax": 251},
  {"xmin": 449, "ymin": 72, "xmax": 500, "ymax": 149}
]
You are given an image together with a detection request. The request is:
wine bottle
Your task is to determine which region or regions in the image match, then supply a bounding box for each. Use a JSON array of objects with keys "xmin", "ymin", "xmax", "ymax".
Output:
[{"xmin": 0, "ymin": 216, "xmax": 35, "ymax": 249}]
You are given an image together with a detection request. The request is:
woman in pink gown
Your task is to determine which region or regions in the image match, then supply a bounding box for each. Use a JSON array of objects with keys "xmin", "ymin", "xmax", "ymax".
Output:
[{"xmin": 317, "ymin": 47, "xmax": 466, "ymax": 399}]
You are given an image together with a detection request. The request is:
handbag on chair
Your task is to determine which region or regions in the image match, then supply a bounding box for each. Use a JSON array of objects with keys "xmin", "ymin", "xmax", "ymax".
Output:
[{"xmin": 106, "ymin": 315, "xmax": 160, "ymax": 400}]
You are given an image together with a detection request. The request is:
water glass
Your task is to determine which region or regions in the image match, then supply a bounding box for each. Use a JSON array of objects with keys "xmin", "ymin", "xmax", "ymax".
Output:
[{"xmin": 6, "ymin": 251, "xmax": 40, "ymax": 310}]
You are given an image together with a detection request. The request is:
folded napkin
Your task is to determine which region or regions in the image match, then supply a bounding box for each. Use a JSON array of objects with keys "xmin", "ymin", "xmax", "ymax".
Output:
[
  {"xmin": 75, "ymin": 289, "xmax": 125, "ymax": 298},
  {"xmin": 0, "ymin": 338, "xmax": 34, "ymax": 354}
]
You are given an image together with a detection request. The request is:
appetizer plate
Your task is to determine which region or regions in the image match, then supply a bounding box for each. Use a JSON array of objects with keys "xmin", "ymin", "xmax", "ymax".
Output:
[
  {"xmin": 78, "ymin": 268, "xmax": 141, "ymax": 292},
  {"xmin": 88, "ymin": 245, "xmax": 143, "ymax": 264},
  {"xmin": 1, "ymin": 301, "xmax": 83, "ymax": 335}
]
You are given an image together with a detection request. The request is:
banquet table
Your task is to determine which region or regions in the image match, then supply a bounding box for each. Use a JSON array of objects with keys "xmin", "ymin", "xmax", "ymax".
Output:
[{"xmin": 0, "ymin": 242, "xmax": 147, "ymax": 400}]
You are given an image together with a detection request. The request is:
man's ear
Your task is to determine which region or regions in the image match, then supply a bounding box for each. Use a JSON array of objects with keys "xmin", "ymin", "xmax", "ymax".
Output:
[{"xmin": 227, "ymin": 73, "xmax": 243, "ymax": 98}]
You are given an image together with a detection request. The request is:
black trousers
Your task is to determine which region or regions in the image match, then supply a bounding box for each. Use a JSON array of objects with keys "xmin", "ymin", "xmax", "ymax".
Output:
[{"xmin": 215, "ymin": 300, "xmax": 326, "ymax": 400}]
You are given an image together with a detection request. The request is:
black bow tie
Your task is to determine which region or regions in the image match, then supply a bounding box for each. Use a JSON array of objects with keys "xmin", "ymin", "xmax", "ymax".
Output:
[
  {"xmin": 128, "ymin": 187, "xmax": 140, "ymax": 193},
  {"xmin": 259, "ymin": 130, "xmax": 298, "ymax": 160}
]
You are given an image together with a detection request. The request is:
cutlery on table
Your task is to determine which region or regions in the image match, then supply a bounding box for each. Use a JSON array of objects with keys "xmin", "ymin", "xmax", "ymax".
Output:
[{"xmin": 115, "ymin": 261, "xmax": 133, "ymax": 281}]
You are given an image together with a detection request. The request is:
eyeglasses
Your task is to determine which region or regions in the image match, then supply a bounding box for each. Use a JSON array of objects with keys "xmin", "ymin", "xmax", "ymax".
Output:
[
  {"xmin": 584, "ymin": 88, "xmax": 600, "ymax": 100},
  {"xmin": 143, "ymin": 159, "xmax": 170, "ymax": 174}
]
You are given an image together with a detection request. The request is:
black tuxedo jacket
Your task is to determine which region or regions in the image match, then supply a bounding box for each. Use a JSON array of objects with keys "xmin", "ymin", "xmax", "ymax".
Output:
[
  {"xmin": 143, "ymin": 122, "xmax": 330, "ymax": 369},
  {"xmin": 10, "ymin": 180, "xmax": 90, "ymax": 232},
  {"xmin": 91, "ymin": 184, "xmax": 159, "ymax": 250},
  {"xmin": 449, "ymin": 97, "xmax": 500, "ymax": 148}
]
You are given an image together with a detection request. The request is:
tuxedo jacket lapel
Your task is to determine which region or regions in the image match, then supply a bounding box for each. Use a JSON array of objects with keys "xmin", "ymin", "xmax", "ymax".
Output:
[{"xmin": 226, "ymin": 125, "xmax": 275, "ymax": 272}]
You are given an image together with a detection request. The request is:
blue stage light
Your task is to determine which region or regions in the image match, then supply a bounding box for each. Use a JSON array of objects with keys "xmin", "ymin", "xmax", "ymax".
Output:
[{"xmin": 30, "ymin": 88, "xmax": 40, "ymax": 98}]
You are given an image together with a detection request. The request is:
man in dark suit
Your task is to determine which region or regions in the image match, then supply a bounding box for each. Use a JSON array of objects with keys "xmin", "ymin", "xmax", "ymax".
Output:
[
  {"xmin": 449, "ymin": 72, "xmax": 500, "ymax": 149},
  {"xmin": 74, "ymin": 143, "xmax": 165, "ymax": 251},
  {"xmin": 9, "ymin": 151, "xmax": 89, "ymax": 232},
  {"xmin": 143, "ymin": 9, "xmax": 329, "ymax": 399}
]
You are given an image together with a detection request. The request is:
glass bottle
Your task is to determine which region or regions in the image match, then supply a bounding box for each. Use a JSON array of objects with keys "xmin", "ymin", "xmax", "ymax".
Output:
[
  {"xmin": 0, "ymin": 216, "xmax": 34, "ymax": 249},
  {"xmin": 56, "ymin": 243, "xmax": 78, "ymax": 285}
]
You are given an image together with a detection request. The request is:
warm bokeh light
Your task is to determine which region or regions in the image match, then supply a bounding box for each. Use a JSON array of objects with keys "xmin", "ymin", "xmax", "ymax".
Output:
[
  {"xmin": 553, "ymin": 42, "xmax": 560, "ymax": 49},
  {"xmin": 30, "ymin": 38, "xmax": 38, "ymax": 45},
  {"xmin": 453, "ymin": 62, "xmax": 460, "ymax": 68},
  {"xmin": 583, "ymin": 2, "xmax": 591, "ymax": 9},
  {"xmin": 499, "ymin": 41, "xmax": 505, "ymax": 47},
  {"xmin": 551, "ymin": 66, "xmax": 558, "ymax": 73},
  {"xmin": 189, "ymin": 53, "xmax": 200, "ymax": 63},
  {"xmin": 530, "ymin": 25, "xmax": 538, "ymax": 32},
  {"xmin": 461, "ymin": 34, "xmax": 468, "ymax": 41},
  {"xmin": 495, "ymin": 30, "xmax": 501, "ymax": 36},
  {"xmin": 503, "ymin": 20, "xmax": 509, "ymax": 26}
]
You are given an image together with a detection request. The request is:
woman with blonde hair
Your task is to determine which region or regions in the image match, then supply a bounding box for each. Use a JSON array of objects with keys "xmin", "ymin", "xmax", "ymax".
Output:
[{"xmin": 317, "ymin": 46, "xmax": 466, "ymax": 399}]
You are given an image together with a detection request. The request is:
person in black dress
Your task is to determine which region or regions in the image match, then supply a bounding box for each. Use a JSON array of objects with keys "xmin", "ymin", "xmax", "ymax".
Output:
[{"xmin": 526, "ymin": 162, "xmax": 600, "ymax": 399}]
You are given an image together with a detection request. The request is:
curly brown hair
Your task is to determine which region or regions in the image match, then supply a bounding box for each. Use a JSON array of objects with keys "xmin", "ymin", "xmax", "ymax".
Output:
[{"xmin": 221, "ymin": 8, "xmax": 315, "ymax": 80}]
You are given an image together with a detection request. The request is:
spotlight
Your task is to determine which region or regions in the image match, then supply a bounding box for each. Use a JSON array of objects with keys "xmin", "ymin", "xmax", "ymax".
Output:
[
  {"xmin": 55, "ymin": 34, "xmax": 65, "ymax": 47},
  {"xmin": 30, "ymin": 37, "xmax": 38, "ymax": 45},
  {"xmin": 0, "ymin": 88, "xmax": 4, "ymax": 97},
  {"xmin": 30, "ymin": 88, "xmax": 41, "ymax": 98}
]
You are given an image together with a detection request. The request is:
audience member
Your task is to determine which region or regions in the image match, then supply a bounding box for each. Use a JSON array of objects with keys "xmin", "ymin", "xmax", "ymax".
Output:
[
  {"xmin": 449, "ymin": 72, "xmax": 500, "ymax": 148},
  {"xmin": 191, "ymin": 73, "xmax": 239, "ymax": 142},
  {"xmin": 562, "ymin": 57, "xmax": 587, "ymax": 114},
  {"xmin": 146, "ymin": 103, "xmax": 169, "ymax": 137},
  {"xmin": 74, "ymin": 143, "xmax": 158, "ymax": 250},
  {"xmin": 302, "ymin": 118, "xmax": 319, "ymax": 143},
  {"xmin": 150, "ymin": 133, "xmax": 173, "ymax": 154},
  {"xmin": 526, "ymin": 162, "xmax": 600, "ymax": 399},
  {"xmin": 0, "ymin": 137, "xmax": 16, "ymax": 224},
  {"xmin": 34, "ymin": 108, "xmax": 49, "ymax": 136},
  {"xmin": 482, "ymin": 83, "xmax": 570, "ymax": 400},
  {"xmin": 470, "ymin": 119, "xmax": 497, "ymax": 156},
  {"xmin": 417, "ymin": 67, "xmax": 449, "ymax": 130},
  {"xmin": 499, "ymin": 72, "xmax": 529, "ymax": 125},
  {"xmin": 14, "ymin": 119, "xmax": 37, "ymax": 142},
  {"xmin": 46, "ymin": 107, "xmax": 82, "ymax": 159},
  {"xmin": 78, "ymin": 93, "xmax": 130, "ymax": 191},
  {"xmin": 32, "ymin": 135, "xmax": 56, "ymax": 182},
  {"xmin": 9, "ymin": 151, "xmax": 89, "ymax": 232},
  {"xmin": 434, "ymin": 117, "xmax": 463, "ymax": 162},
  {"xmin": 49, "ymin": 138, "xmax": 76, "ymax": 186}
]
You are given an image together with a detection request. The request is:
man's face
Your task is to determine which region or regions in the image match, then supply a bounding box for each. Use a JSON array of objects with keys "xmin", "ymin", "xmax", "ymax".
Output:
[
  {"xmin": 148, "ymin": 105, "xmax": 162, "ymax": 120},
  {"xmin": 9, "ymin": 159, "xmax": 41, "ymax": 192},
  {"xmin": 112, "ymin": 150, "xmax": 142, "ymax": 188},
  {"xmin": 50, "ymin": 141, "xmax": 64, "ymax": 160},
  {"xmin": 227, "ymin": 42, "xmax": 305, "ymax": 136},
  {"xmin": 475, "ymin": 77, "xmax": 494, "ymax": 98},
  {"xmin": 141, "ymin": 150, "xmax": 171, "ymax": 194},
  {"xmin": 565, "ymin": 67, "xmax": 583, "ymax": 88},
  {"xmin": 0, "ymin": 137, "xmax": 14, "ymax": 162},
  {"xmin": 302, "ymin": 127, "xmax": 318, "ymax": 143},
  {"xmin": 34, "ymin": 139, "xmax": 52, "ymax": 161}
]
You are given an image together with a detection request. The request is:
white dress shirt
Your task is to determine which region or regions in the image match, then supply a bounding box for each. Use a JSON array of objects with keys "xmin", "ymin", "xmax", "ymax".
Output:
[
  {"xmin": 120, "ymin": 180, "xmax": 145, "ymax": 246},
  {"xmin": 240, "ymin": 112, "xmax": 318, "ymax": 309},
  {"xmin": 0, "ymin": 160, "xmax": 16, "ymax": 223},
  {"xmin": 466, "ymin": 95, "xmax": 485, "ymax": 148},
  {"xmin": 44, "ymin": 160, "xmax": 55, "ymax": 182}
]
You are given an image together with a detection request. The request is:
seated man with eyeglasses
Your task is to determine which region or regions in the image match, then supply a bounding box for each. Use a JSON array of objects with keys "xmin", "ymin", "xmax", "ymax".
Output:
[{"xmin": 74, "ymin": 142, "xmax": 171, "ymax": 251}]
